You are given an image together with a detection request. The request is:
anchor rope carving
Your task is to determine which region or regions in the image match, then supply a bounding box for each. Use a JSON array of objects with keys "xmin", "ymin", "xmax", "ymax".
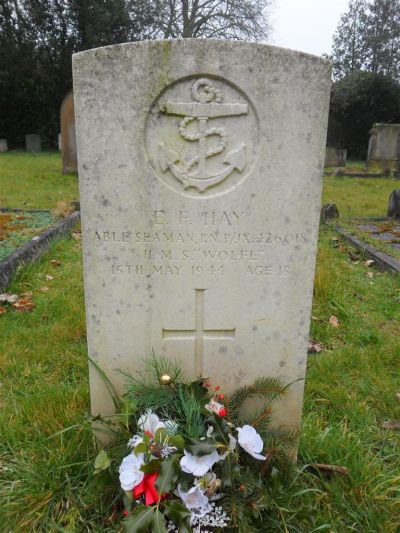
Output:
[
  {"xmin": 158, "ymin": 77, "xmax": 248, "ymax": 193},
  {"xmin": 178, "ymin": 116, "xmax": 228, "ymax": 171}
]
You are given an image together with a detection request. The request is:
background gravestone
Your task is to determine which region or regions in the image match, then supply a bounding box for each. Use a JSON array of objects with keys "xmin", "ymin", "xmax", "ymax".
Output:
[
  {"xmin": 388, "ymin": 189, "xmax": 400, "ymax": 219},
  {"xmin": 367, "ymin": 123, "xmax": 400, "ymax": 172},
  {"xmin": 73, "ymin": 40, "xmax": 331, "ymax": 439},
  {"xmin": 0, "ymin": 139, "xmax": 8, "ymax": 152},
  {"xmin": 60, "ymin": 90, "xmax": 77, "ymax": 174},
  {"xmin": 25, "ymin": 134, "xmax": 41, "ymax": 152},
  {"xmin": 324, "ymin": 146, "xmax": 347, "ymax": 167}
]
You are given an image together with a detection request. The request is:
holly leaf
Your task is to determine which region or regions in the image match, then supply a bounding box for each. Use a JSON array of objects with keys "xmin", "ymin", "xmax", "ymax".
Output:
[
  {"xmin": 94, "ymin": 449, "xmax": 110, "ymax": 474},
  {"xmin": 154, "ymin": 427, "xmax": 168, "ymax": 444},
  {"xmin": 134, "ymin": 442, "xmax": 147, "ymax": 456},
  {"xmin": 164, "ymin": 500, "xmax": 191, "ymax": 524},
  {"xmin": 151, "ymin": 509, "xmax": 168, "ymax": 533},
  {"xmin": 168, "ymin": 434, "xmax": 185, "ymax": 451},
  {"xmin": 124, "ymin": 506, "xmax": 155, "ymax": 533},
  {"xmin": 187, "ymin": 379, "xmax": 208, "ymax": 403},
  {"xmin": 154, "ymin": 454, "xmax": 180, "ymax": 495},
  {"xmin": 207, "ymin": 413, "xmax": 230, "ymax": 445},
  {"xmin": 140, "ymin": 459, "xmax": 161, "ymax": 473},
  {"xmin": 185, "ymin": 437, "xmax": 217, "ymax": 456}
]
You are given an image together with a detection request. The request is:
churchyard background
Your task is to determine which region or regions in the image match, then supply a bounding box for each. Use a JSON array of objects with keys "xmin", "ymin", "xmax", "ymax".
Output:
[{"xmin": 0, "ymin": 151, "xmax": 399, "ymax": 531}]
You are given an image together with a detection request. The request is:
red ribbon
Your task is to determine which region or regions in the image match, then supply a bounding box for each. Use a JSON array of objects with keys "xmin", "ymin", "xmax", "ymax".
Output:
[{"xmin": 133, "ymin": 472, "xmax": 168, "ymax": 506}]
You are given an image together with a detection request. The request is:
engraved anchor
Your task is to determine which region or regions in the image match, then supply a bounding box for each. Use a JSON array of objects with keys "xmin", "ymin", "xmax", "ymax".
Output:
[{"xmin": 159, "ymin": 78, "xmax": 248, "ymax": 192}]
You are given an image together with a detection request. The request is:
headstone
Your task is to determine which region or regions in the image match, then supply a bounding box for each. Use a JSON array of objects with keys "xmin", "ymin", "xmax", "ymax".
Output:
[
  {"xmin": 0, "ymin": 139, "xmax": 8, "ymax": 152},
  {"xmin": 320, "ymin": 204, "xmax": 339, "ymax": 224},
  {"xmin": 368, "ymin": 123, "xmax": 400, "ymax": 172},
  {"xmin": 73, "ymin": 40, "xmax": 331, "ymax": 440},
  {"xmin": 324, "ymin": 146, "xmax": 347, "ymax": 167},
  {"xmin": 58, "ymin": 133, "xmax": 62, "ymax": 151},
  {"xmin": 60, "ymin": 91, "xmax": 77, "ymax": 173},
  {"xmin": 387, "ymin": 189, "xmax": 400, "ymax": 219},
  {"xmin": 25, "ymin": 134, "xmax": 41, "ymax": 152}
]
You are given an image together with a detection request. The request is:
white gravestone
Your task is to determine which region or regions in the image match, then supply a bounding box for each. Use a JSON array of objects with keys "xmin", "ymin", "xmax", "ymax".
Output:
[{"xmin": 73, "ymin": 40, "xmax": 331, "ymax": 436}]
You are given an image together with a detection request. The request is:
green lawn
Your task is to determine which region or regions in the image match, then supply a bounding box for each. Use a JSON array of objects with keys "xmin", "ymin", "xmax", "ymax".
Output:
[
  {"xmin": 0, "ymin": 151, "xmax": 78, "ymax": 209},
  {"xmin": 0, "ymin": 154, "xmax": 399, "ymax": 531}
]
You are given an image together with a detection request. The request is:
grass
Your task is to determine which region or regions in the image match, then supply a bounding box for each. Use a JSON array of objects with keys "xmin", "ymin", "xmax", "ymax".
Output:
[
  {"xmin": 0, "ymin": 155, "xmax": 399, "ymax": 531},
  {"xmin": 0, "ymin": 152, "xmax": 78, "ymax": 209}
]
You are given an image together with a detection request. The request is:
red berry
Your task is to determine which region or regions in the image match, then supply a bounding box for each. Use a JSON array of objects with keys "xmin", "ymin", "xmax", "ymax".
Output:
[
  {"xmin": 219, "ymin": 408, "xmax": 227, "ymax": 417},
  {"xmin": 218, "ymin": 394, "xmax": 224, "ymax": 400},
  {"xmin": 215, "ymin": 385, "xmax": 220, "ymax": 391}
]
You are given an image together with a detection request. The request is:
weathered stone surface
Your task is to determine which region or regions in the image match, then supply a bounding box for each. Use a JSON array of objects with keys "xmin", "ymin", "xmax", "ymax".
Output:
[
  {"xmin": 388, "ymin": 189, "xmax": 400, "ymax": 219},
  {"xmin": 73, "ymin": 40, "xmax": 331, "ymax": 437},
  {"xmin": 60, "ymin": 91, "xmax": 77, "ymax": 173},
  {"xmin": 324, "ymin": 146, "xmax": 347, "ymax": 167},
  {"xmin": 25, "ymin": 134, "xmax": 41, "ymax": 152},
  {"xmin": 0, "ymin": 139, "xmax": 8, "ymax": 152},
  {"xmin": 368, "ymin": 123, "xmax": 400, "ymax": 172}
]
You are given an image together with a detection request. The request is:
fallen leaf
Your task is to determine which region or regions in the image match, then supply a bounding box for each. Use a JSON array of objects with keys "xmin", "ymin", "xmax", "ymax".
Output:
[
  {"xmin": 364, "ymin": 259, "xmax": 374, "ymax": 267},
  {"xmin": 0, "ymin": 306, "xmax": 7, "ymax": 315},
  {"xmin": 348, "ymin": 250, "xmax": 359, "ymax": 262},
  {"xmin": 382, "ymin": 420, "xmax": 400, "ymax": 430},
  {"xmin": 306, "ymin": 463, "xmax": 349, "ymax": 477},
  {"xmin": 329, "ymin": 315, "xmax": 340, "ymax": 328},
  {"xmin": 39, "ymin": 286, "xmax": 49, "ymax": 292},
  {"xmin": 45, "ymin": 275, "xmax": 54, "ymax": 281},
  {"xmin": 308, "ymin": 339, "xmax": 323, "ymax": 354},
  {"xmin": 20, "ymin": 291, "xmax": 33, "ymax": 301},
  {"xmin": 71, "ymin": 231, "xmax": 82, "ymax": 240},
  {"xmin": 0, "ymin": 293, "xmax": 18, "ymax": 304},
  {"xmin": 13, "ymin": 299, "xmax": 35, "ymax": 312},
  {"xmin": 50, "ymin": 259, "xmax": 61, "ymax": 267},
  {"xmin": 367, "ymin": 271, "xmax": 374, "ymax": 279}
]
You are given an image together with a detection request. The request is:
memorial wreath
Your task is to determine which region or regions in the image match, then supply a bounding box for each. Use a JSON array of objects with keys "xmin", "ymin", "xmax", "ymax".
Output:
[{"xmin": 94, "ymin": 356, "xmax": 294, "ymax": 532}]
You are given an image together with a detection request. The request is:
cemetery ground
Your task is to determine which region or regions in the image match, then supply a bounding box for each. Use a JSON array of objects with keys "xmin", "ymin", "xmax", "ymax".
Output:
[{"xmin": 0, "ymin": 153, "xmax": 400, "ymax": 532}]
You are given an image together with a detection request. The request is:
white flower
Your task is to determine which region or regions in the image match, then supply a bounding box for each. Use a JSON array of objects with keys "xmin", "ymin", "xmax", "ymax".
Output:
[
  {"xmin": 138, "ymin": 411, "xmax": 166, "ymax": 437},
  {"xmin": 218, "ymin": 434, "xmax": 237, "ymax": 461},
  {"xmin": 180, "ymin": 449, "xmax": 219, "ymax": 476},
  {"xmin": 237, "ymin": 425, "xmax": 266, "ymax": 461},
  {"xmin": 177, "ymin": 484, "xmax": 211, "ymax": 518},
  {"xmin": 127, "ymin": 434, "xmax": 143, "ymax": 449},
  {"xmin": 118, "ymin": 452, "xmax": 145, "ymax": 491}
]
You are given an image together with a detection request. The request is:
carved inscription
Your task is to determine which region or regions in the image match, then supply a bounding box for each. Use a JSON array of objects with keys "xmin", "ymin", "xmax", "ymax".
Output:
[{"xmin": 95, "ymin": 209, "xmax": 305, "ymax": 280}]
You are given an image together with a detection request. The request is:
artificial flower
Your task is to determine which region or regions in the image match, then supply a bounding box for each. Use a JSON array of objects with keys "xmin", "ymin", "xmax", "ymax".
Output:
[
  {"xmin": 177, "ymin": 484, "xmax": 211, "ymax": 518},
  {"xmin": 237, "ymin": 425, "xmax": 266, "ymax": 461},
  {"xmin": 119, "ymin": 452, "xmax": 145, "ymax": 491},
  {"xmin": 138, "ymin": 411, "xmax": 166, "ymax": 437},
  {"xmin": 205, "ymin": 399, "xmax": 227, "ymax": 417},
  {"xmin": 180, "ymin": 449, "xmax": 219, "ymax": 476},
  {"xmin": 127, "ymin": 434, "xmax": 143, "ymax": 449}
]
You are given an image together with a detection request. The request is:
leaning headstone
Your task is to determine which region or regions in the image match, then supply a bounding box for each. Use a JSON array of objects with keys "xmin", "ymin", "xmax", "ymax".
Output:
[
  {"xmin": 324, "ymin": 146, "xmax": 347, "ymax": 167},
  {"xmin": 387, "ymin": 189, "xmax": 400, "ymax": 219},
  {"xmin": 60, "ymin": 91, "xmax": 77, "ymax": 173},
  {"xmin": 25, "ymin": 134, "xmax": 41, "ymax": 152},
  {"xmin": 0, "ymin": 139, "xmax": 8, "ymax": 152},
  {"xmin": 73, "ymin": 40, "xmax": 331, "ymax": 440},
  {"xmin": 368, "ymin": 123, "xmax": 400, "ymax": 173}
]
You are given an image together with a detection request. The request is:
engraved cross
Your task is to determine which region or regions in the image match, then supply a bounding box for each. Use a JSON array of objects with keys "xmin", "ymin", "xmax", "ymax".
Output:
[{"xmin": 162, "ymin": 289, "xmax": 235, "ymax": 376}]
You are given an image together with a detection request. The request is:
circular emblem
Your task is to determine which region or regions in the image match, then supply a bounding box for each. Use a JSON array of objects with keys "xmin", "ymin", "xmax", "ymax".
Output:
[{"xmin": 145, "ymin": 75, "xmax": 259, "ymax": 198}]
